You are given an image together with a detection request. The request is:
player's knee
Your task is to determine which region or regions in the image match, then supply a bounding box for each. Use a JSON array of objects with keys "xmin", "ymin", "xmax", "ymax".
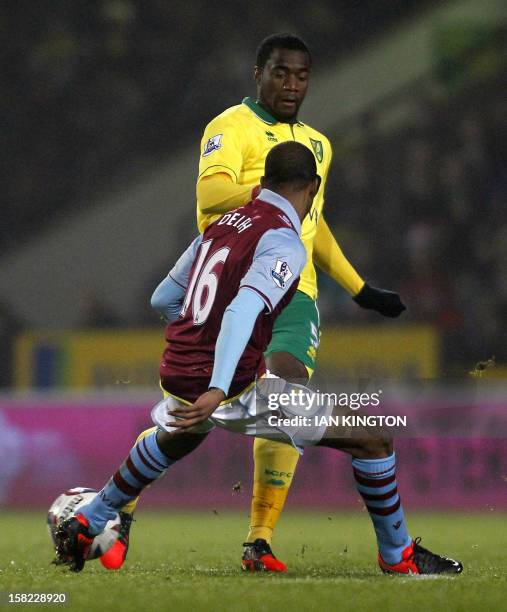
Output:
[
  {"xmin": 254, "ymin": 437, "xmax": 300, "ymax": 465},
  {"xmin": 155, "ymin": 430, "xmax": 209, "ymax": 461},
  {"xmin": 266, "ymin": 352, "xmax": 308, "ymax": 384},
  {"xmin": 359, "ymin": 435, "xmax": 393, "ymax": 458}
]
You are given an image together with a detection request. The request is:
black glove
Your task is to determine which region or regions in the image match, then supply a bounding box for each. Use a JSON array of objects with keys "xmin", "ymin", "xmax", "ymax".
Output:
[{"xmin": 353, "ymin": 283, "xmax": 406, "ymax": 318}]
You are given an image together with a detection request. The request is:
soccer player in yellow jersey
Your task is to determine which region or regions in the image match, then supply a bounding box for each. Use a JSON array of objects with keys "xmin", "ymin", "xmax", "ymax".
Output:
[
  {"xmin": 107, "ymin": 33, "xmax": 405, "ymax": 573},
  {"xmin": 196, "ymin": 33, "xmax": 405, "ymax": 572}
]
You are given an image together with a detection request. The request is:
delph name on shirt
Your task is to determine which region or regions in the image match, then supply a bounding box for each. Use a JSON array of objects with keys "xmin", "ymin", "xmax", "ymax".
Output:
[{"xmin": 217, "ymin": 212, "xmax": 253, "ymax": 233}]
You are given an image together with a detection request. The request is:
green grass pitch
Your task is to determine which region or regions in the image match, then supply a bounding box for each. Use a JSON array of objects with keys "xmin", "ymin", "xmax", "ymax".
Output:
[{"xmin": 1, "ymin": 511, "xmax": 506, "ymax": 611}]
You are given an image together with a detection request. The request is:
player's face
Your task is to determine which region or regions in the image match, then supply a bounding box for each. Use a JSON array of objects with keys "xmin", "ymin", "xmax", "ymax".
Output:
[{"xmin": 255, "ymin": 48, "xmax": 310, "ymax": 122}]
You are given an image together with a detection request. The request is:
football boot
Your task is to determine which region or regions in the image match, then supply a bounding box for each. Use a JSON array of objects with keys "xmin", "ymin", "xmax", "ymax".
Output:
[
  {"xmin": 378, "ymin": 538, "xmax": 463, "ymax": 575},
  {"xmin": 53, "ymin": 513, "xmax": 94, "ymax": 572},
  {"xmin": 100, "ymin": 511, "xmax": 134, "ymax": 570},
  {"xmin": 241, "ymin": 538, "xmax": 287, "ymax": 572}
]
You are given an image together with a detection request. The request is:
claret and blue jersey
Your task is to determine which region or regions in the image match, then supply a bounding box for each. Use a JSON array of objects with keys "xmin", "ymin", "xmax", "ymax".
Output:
[{"xmin": 154, "ymin": 189, "xmax": 307, "ymax": 403}]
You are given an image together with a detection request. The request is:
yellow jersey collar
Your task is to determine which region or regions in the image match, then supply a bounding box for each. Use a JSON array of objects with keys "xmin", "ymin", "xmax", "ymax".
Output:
[
  {"xmin": 242, "ymin": 97, "xmax": 304, "ymax": 127},
  {"xmin": 242, "ymin": 97, "xmax": 277, "ymax": 124}
]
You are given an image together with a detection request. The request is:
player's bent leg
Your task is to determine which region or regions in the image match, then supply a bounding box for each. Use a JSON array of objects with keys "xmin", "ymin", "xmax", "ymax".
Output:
[
  {"xmin": 243, "ymin": 292, "xmax": 319, "ymax": 572},
  {"xmin": 317, "ymin": 429, "xmax": 462, "ymax": 575},
  {"xmin": 248, "ymin": 352, "xmax": 308, "ymax": 544},
  {"xmin": 56, "ymin": 427, "xmax": 208, "ymax": 572},
  {"xmin": 169, "ymin": 380, "xmax": 462, "ymax": 577},
  {"xmin": 248, "ymin": 437, "xmax": 297, "ymax": 544},
  {"xmin": 242, "ymin": 437, "xmax": 298, "ymax": 572},
  {"xmin": 243, "ymin": 350, "xmax": 309, "ymax": 572},
  {"xmin": 77, "ymin": 429, "xmax": 175, "ymax": 571},
  {"xmin": 99, "ymin": 423, "xmax": 211, "ymax": 570}
]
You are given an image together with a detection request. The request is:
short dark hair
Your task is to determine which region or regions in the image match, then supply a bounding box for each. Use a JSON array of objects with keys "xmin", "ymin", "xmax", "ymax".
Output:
[
  {"xmin": 256, "ymin": 33, "xmax": 312, "ymax": 69},
  {"xmin": 264, "ymin": 141, "xmax": 318, "ymax": 191}
]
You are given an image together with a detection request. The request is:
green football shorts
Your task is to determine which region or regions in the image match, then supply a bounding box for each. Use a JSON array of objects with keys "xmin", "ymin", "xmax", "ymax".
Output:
[{"xmin": 265, "ymin": 290, "xmax": 320, "ymax": 372}]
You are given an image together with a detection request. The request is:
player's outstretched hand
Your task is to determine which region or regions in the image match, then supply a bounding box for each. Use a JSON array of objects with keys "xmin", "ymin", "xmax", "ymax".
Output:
[
  {"xmin": 166, "ymin": 388, "xmax": 226, "ymax": 430},
  {"xmin": 353, "ymin": 283, "xmax": 406, "ymax": 318}
]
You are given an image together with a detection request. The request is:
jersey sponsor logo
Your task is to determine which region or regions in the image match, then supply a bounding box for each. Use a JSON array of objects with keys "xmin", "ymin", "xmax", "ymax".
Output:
[
  {"xmin": 309, "ymin": 137, "xmax": 323, "ymax": 163},
  {"xmin": 265, "ymin": 130, "xmax": 278, "ymax": 142},
  {"xmin": 271, "ymin": 259, "xmax": 293, "ymax": 289},
  {"xmin": 202, "ymin": 134, "xmax": 223, "ymax": 157}
]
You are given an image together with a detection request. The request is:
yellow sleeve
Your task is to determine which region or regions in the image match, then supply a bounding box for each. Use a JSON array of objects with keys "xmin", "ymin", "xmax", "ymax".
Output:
[
  {"xmin": 197, "ymin": 174, "xmax": 256, "ymax": 215},
  {"xmin": 313, "ymin": 216, "xmax": 365, "ymax": 296},
  {"xmin": 198, "ymin": 114, "xmax": 245, "ymax": 183}
]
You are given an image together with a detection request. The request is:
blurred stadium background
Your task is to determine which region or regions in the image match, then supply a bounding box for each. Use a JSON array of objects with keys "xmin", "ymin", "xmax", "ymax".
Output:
[{"xmin": 0, "ymin": 0, "xmax": 506, "ymax": 513}]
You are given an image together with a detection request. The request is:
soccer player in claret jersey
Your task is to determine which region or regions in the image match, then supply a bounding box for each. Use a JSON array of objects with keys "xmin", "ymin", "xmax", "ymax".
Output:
[
  {"xmin": 120, "ymin": 33, "xmax": 407, "ymax": 574},
  {"xmin": 54, "ymin": 143, "xmax": 462, "ymax": 577}
]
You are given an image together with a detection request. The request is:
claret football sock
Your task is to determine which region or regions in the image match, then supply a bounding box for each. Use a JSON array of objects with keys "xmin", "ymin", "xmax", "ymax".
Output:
[
  {"xmin": 351, "ymin": 453, "xmax": 411, "ymax": 565},
  {"xmin": 246, "ymin": 438, "xmax": 299, "ymax": 543},
  {"xmin": 120, "ymin": 427, "xmax": 158, "ymax": 515},
  {"xmin": 81, "ymin": 430, "xmax": 175, "ymax": 535}
]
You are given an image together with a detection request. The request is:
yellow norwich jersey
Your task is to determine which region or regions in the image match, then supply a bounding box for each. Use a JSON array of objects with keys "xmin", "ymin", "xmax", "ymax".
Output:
[{"xmin": 197, "ymin": 97, "xmax": 332, "ymax": 301}]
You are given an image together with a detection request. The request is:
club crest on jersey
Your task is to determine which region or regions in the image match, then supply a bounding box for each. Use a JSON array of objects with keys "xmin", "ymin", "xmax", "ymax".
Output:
[
  {"xmin": 309, "ymin": 138, "xmax": 323, "ymax": 163},
  {"xmin": 271, "ymin": 259, "xmax": 293, "ymax": 289},
  {"xmin": 202, "ymin": 134, "xmax": 223, "ymax": 157}
]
